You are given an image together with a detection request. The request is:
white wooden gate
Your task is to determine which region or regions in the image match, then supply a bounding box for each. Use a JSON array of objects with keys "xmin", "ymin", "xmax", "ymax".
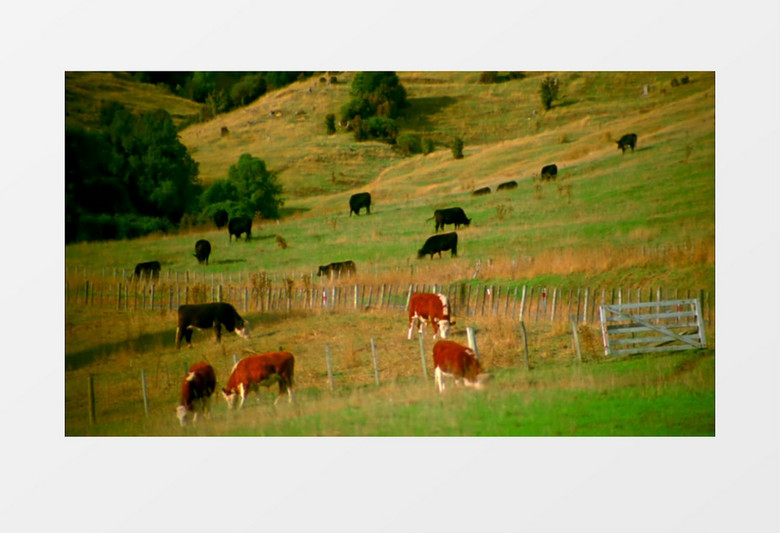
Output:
[{"xmin": 599, "ymin": 299, "xmax": 707, "ymax": 356}]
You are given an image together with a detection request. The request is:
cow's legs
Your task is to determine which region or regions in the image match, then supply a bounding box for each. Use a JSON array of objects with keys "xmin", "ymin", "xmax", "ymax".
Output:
[
  {"xmin": 237, "ymin": 383, "xmax": 246, "ymax": 409},
  {"xmin": 407, "ymin": 316, "xmax": 418, "ymax": 340},
  {"xmin": 435, "ymin": 367, "xmax": 445, "ymax": 393},
  {"xmin": 213, "ymin": 322, "xmax": 222, "ymax": 343}
]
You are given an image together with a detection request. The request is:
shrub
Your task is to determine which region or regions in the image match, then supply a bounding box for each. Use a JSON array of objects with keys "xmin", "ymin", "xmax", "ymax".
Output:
[
  {"xmin": 452, "ymin": 137, "xmax": 464, "ymax": 159},
  {"xmin": 539, "ymin": 76, "xmax": 560, "ymax": 111},
  {"xmin": 478, "ymin": 72, "xmax": 499, "ymax": 84},
  {"xmin": 325, "ymin": 113, "xmax": 336, "ymax": 135},
  {"xmin": 396, "ymin": 133, "xmax": 422, "ymax": 155},
  {"xmin": 422, "ymin": 138, "xmax": 435, "ymax": 155}
]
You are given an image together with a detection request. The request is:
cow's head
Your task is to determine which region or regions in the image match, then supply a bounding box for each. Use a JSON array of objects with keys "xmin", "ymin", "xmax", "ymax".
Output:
[
  {"xmin": 436, "ymin": 319, "xmax": 451, "ymax": 339},
  {"xmin": 175, "ymin": 405, "xmax": 189, "ymax": 426},
  {"xmin": 235, "ymin": 320, "xmax": 250, "ymax": 340},
  {"xmin": 222, "ymin": 388, "xmax": 238, "ymax": 409}
]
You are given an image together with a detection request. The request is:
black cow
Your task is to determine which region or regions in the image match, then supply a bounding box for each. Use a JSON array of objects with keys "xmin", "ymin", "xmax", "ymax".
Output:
[
  {"xmin": 214, "ymin": 209, "xmax": 228, "ymax": 229},
  {"xmin": 194, "ymin": 239, "xmax": 211, "ymax": 265},
  {"xmin": 432, "ymin": 207, "xmax": 471, "ymax": 232},
  {"xmin": 176, "ymin": 302, "xmax": 250, "ymax": 349},
  {"xmin": 349, "ymin": 192, "xmax": 371, "ymax": 216},
  {"xmin": 317, "ymin": 260, "xmax": 357, "ymax": 278},
  {"xmin": 616, "ymin": 133, "xmax": 637, "ymax": 154},
  {"xmin": 472, "ymin": 187, "xmax": 491, "ymax": 196},
  {"xmin": 418, "ymin": 232, "xmax": 458, "ymax": 259},
  {"xmin": 541, "ymin": 164, "xmax": 558, "ymax": 181},
  {"xmin": 134, "ymin": 261, "xmax": 161, "ymax": 280},
  {"xmin": 497, "ymin": 180, "xmax": 518, "ymax": 191},
  {"xmin": 228, "ymin": 216, "xmax": 252, "ymax": 241}
]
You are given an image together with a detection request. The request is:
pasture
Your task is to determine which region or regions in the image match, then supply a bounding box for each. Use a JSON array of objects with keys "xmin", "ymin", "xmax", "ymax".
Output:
[{"xmin": 65, "ymin": 71, "xmax": 715, "ymax": 436}]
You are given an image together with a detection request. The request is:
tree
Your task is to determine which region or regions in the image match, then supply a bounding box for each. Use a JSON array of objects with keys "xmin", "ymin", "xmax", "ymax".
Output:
[
  {"xmin": 341, "ymin": 71, "xmax": 407, "ymax": 123},
  {"xmin": 451, "ymin": 137, "xmax": 464, "ymax": 159},
  {"xmin": 539, "ymin": 76, "xmax": 560, "ymax": 111},
  {"xmin": 226, "ymin": 153, "xmax": 284, "ymax": 219}
]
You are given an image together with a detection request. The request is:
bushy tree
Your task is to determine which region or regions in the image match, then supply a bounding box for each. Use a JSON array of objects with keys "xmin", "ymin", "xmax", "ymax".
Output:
[
  {"xmin": 230, "ymin": 74, "xmax": 267, "ymax": 106},
  {"xmin": 341, "ymin": 71, "xmax": 407, "ymax": 123},
  {"xmin": 226, "ymin": 153, "xmax": 284, "ymax": 219},
  {"xmin": 325, "ymin": 113, "xmax": 336, "ymax": 135},
  {"xmin": 539, "ymin": 76, "xmax": 560, "ymax": 110},
  {"xmin": 452, "ymin": 137, "xmax": 464, "ymax": 159},
  {"xmin": 396, "ymin": 133, "xmax": 422, "ymax": 155}
]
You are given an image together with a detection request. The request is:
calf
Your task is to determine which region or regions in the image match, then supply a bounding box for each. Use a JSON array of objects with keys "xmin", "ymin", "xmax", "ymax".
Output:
[
  {"xmin": 616, "ymin": 133, "xmax": 637, "ymax": 153},
  {"xmin": 175, "ymin": 362, "xmax": 217, "ymax": 426},
  {"xmin": 175, "ymin": 302, "xmax": 249, "ymax": 349},
  {"xmin": 228, "ymin": 216, "xmax": 252, "ymax": 241},
  {"xmin": 407, "ymin": 292, "xmax": 454, "ymax": 340},
  {"xmin": 472, "ymin": 186, "xmax": 491, "ymax": 196},
  {"xmin": 432, "ymin": 340, "xmax": 489, "ymax": 393},
  {"xmin": 418, "ymin": 232, "xmax": 458, "ymax": 259},
  {"xmin": 541, "ymin": 163, "xmax": 558, "ymax": 181},
  {"xmin": 349, "ymin": 192, "xmax": 372, "ymax": 216},
  {"xmin": 133, "ymin": 260, "xmax": 161, "ymax": 280},
  {"xmin": 194, "ymin": 239, "xmax": 211, "ymax": 265},
  {"xmin": 222, "ymin": 351, "xmax": 295, "ymax": 409},
  {"xmin": 496, "ymin": 180, "xmax": 518, "ymax": 191},
  {"xmin": 432, "ymin": 207, "xmax": 471, "ymax": 232}
]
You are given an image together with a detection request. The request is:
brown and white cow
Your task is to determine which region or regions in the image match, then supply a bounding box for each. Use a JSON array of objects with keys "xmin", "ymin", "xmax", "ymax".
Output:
[
  {"xmin": 221, "ymin": 351, "xmax": 295, "ymax": 409},
  {"xmin": 407, "ymin": 292, "xmax": 454, "ymax": 340},
  {"xmin": 432, "ymin": 340, "xmax": 490, "ymax": 393},
  {"xmin": 176, "ymin": 362, "xmax": 217, "ymax": 426}
]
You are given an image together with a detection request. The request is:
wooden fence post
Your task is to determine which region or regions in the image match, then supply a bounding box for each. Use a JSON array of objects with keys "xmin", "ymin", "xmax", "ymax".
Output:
[
  {"xmin": 418, "ymin": 332, "xmax": 429, "ymax": 380},
  {"xmin": 370, "ymin": 337, "xmax": 380, "ymax": 386},
  {"xmin": 466, "ymin": 326, "xmax": 479, "ymax": 360},
  {"xmin": 88, "ymin": 374, "xmax": 96, "ymax": 425},
  {"xmin": 141, "ymin": 369, "xmax": 149, "ymax": 416},
  {"xmin": 570, "ymin": 317, "xmax": 582, "ymax": 363},
  {"xmin": 519, "ymin": 321, "xmax": 530, "ymax": 371},
  {"xmin": 519, "ymin": 285, "xmax": 527, "ymax": 322},
  {"xmin": 325, "ymin": 344, "xmax": 334, "ymax": 390}
]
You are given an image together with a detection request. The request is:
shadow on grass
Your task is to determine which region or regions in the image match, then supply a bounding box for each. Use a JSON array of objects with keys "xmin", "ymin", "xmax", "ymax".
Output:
[{"xmin": 65, "ymin": 312, "xmax": 293, "ymax": 372}]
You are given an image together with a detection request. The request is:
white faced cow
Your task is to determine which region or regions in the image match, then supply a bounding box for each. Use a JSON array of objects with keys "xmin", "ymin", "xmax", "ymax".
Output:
[
  {"xmin": 222, "ymin": 351, "xmax": 295, "ymax": 409},
  {"xmin": 432, "ymin": 340, "xmax": 491, "ymax": 394},
  {"xmin": 175, "ymin": 362, "xmax": 217, "ymax": 426},
  {"xmin": 407, "ymin": 292, "xmax": 454, "ymax": 340}
]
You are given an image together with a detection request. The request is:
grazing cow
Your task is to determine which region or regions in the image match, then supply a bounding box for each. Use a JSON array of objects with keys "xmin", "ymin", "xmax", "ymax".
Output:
[
  {"xmin": 317, "ymin": 260, "xmax": 357, "ymax": 278},
  {"xmin": 418, "ymin": 232, "xmax": 458, "ymax": 259},
  {"xmin": 472, "ymin": 187, "xmax": 491, "ymax": 196},
  {"xmin": 432, "ymin": 207, "xmax": 471, "ymax": 233},
  {"xmin": 133, "ymin": 260, "xmax": 161, "ymax": 280},
  {"xmin": 222, "ymin": 351, "xmax": 295, "ymax": 409},
  {"xmin": 616, "ymin": 133, "xmax": 638, "ymax": 154},
  {"xmin": 349, "ymin": 192, "xmax": 372, "ymax": 216},
  {"xmin": 541, "ymin": 164, "xmax": 558, "ymax": 181},
  {"xmin": 175, "ymin": 302, "xmax": 249, "ymax": 349},
  {"xmin": 407, "ymin": 292, "xmax": 455, "ymax": 340},
  {"xmin": 497, "ymin": 180, "xmax": 518, "ymax": 191},
  {"xmin": 194, "ymin": 239, "xmax": 211, "ymax": 265},
  {"xmin": 176, "ymin": 362, "xmax": 217, "ymax": 426},
  {"xmin": 432, "ymin": 340, "xmax": 489, "ymax": 394},
  {"xmin": 213, "ymin": 209, "xmax": 229, "ymax": 229},
  {"xmin": 228, "ymin": 216, "xmax": 252, "ymax": 241}
]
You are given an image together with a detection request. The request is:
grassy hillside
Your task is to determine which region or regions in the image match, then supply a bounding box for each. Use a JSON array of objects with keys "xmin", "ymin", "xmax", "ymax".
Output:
[
  {"xmin": 65, "ymin": 72, "xmax": 203, "ymax": 129},
  {"xmin": 64, "ymin": 71, "xmax": 715, "ymax": 436}
]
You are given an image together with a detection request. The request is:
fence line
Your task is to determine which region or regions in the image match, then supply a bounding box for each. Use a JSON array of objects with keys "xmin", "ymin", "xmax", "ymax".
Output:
[{"xmin": 65, "ymin": 276, "xmax": 714, "ymax": 326}]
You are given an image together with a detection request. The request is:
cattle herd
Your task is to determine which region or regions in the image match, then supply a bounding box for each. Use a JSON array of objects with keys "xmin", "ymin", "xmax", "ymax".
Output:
[
  {"xmin": 129, "ymin": 139, "xmax": 639, "ymax": 426},
  {"xmin": 172, "ymin": 289, "xmax": 488, "ymax": 425}
]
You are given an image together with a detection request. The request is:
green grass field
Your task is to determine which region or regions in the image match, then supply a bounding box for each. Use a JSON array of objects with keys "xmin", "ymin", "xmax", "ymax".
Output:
[{"xmin": 65, "ymin": 71, "xmax": 715, "ymax": 436}]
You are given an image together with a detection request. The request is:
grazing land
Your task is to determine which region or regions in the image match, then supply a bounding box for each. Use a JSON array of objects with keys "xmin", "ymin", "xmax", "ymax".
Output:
[{"xmin": 65, "ymin": 71, "xmax": 715, "ymax": 436}]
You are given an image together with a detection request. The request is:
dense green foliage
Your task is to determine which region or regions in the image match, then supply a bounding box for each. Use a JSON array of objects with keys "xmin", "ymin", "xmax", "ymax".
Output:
[
  {"xmin": 540, "ymin": 75, "xmax": 560, "ymax": 110},
  {"xmin": 451, "ymin": 136, "xmax": 464, "ymax": 159},
  {"xmin": 65, "ymin": 102, "xmax": 200, "ymax": 242},
  {"xmin": 340, "ymin": 72, "xmax": 407, "ymax": 124},
  {"xmin": 201, "ymin": 153, "xmax": 284, "ymax": 219}
]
